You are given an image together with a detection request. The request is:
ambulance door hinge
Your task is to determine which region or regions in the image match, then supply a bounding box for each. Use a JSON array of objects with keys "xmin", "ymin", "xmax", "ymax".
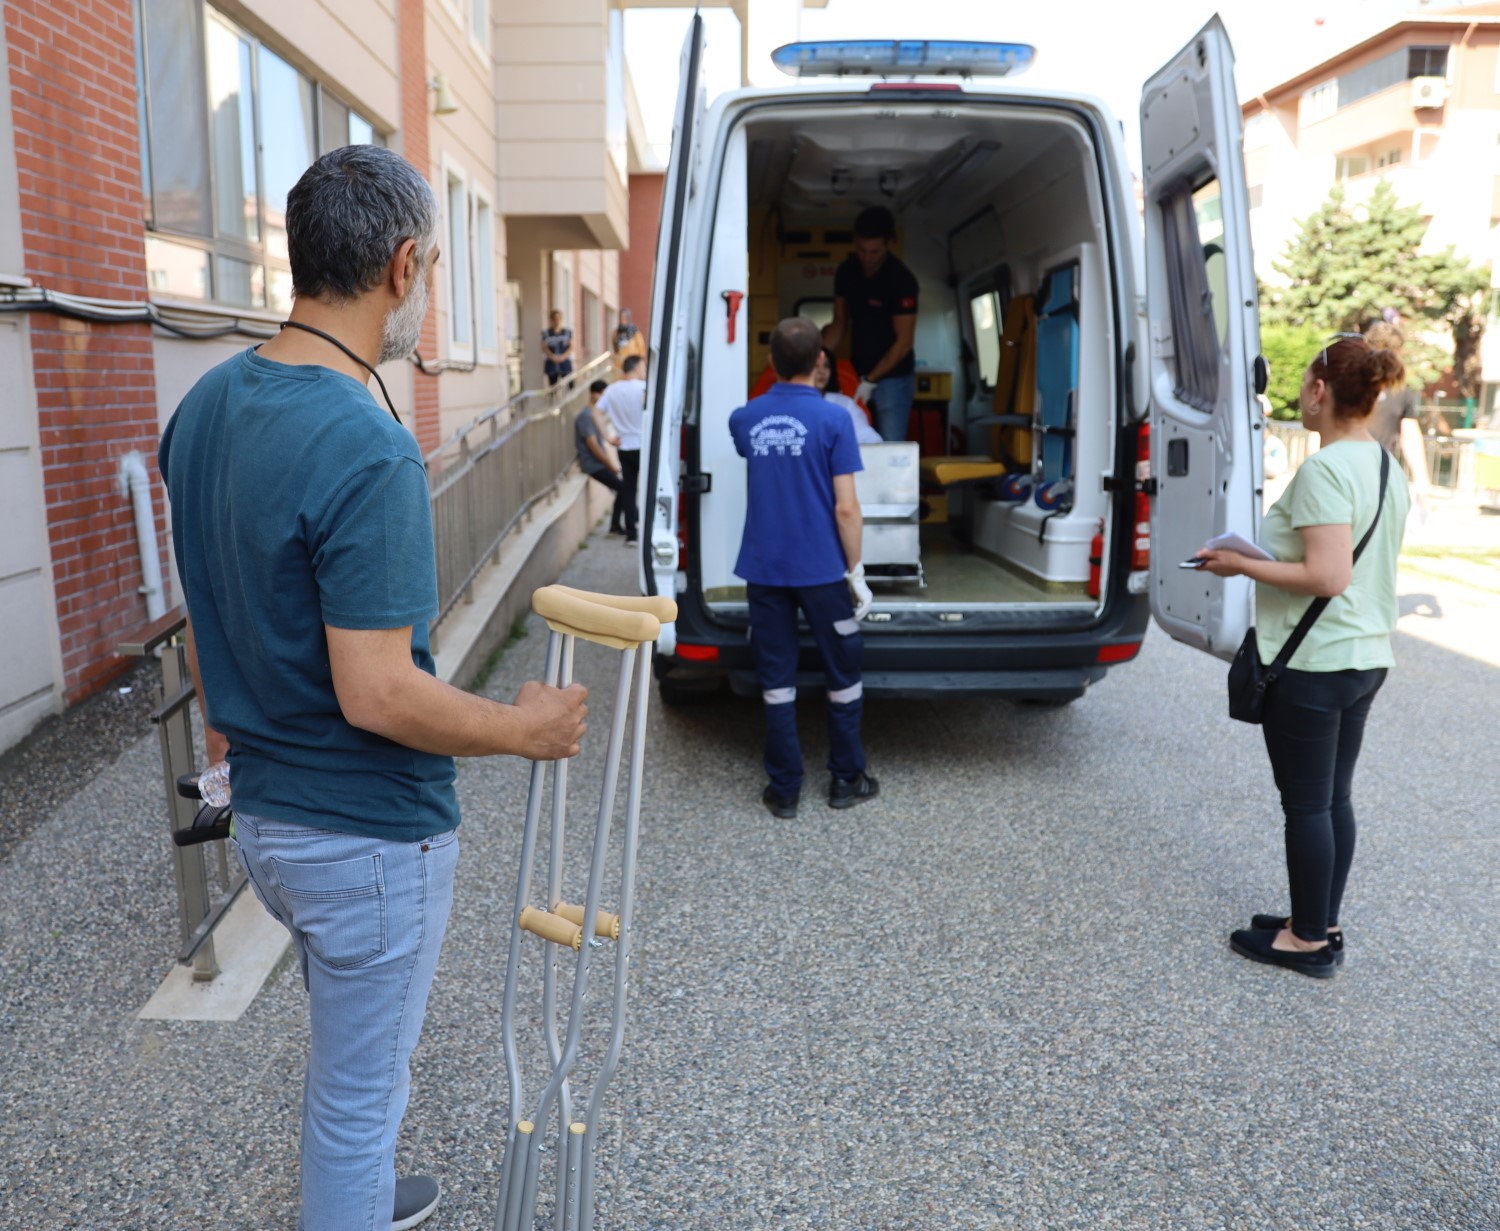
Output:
[{"xmin": 682, "ymin": 472, "xmax": 712, "ymax": 495}]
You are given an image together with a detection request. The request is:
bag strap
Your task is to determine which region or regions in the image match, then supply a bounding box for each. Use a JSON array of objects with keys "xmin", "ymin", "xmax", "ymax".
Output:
[{"xmin": 1267, "ymin": 448, "xmax": 1390, "ymax": 677}]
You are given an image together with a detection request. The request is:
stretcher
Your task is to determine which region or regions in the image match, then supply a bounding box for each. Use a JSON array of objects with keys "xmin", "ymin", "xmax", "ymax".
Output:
[
  {"xmin": 494, "ymin": 584, "xmax": 677, "ymax": 1231},
  {"xmin": 1033, "ymin": 263, "xmax": 1079, "ymax": 511}
]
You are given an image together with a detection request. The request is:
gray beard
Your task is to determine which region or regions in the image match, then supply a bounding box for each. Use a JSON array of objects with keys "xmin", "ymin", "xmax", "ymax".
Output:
[{"xmin": 379, "ymin": 275, "xmax": 429, "ymax": 364}]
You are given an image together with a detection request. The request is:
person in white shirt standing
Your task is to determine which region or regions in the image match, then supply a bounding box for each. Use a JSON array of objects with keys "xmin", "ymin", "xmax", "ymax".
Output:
[{"xmin": 598, "ymin": 355, "xmax": 647, "ymax": 544}]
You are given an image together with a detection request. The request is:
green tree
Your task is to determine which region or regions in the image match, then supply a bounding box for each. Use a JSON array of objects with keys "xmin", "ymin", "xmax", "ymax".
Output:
[
  {"xmin": 1259, "ymin": 179, "xmax": 1490, "ymax": 393},
  {"xmin": 1258, "ymin": 323, "xmax": 1324, "ymax": 419},
  {"xmin": 1423, "ymin": 248, "xmax": 1490, "ymax": 398}
]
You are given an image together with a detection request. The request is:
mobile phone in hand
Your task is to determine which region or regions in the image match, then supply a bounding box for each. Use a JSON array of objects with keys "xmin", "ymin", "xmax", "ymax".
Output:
[{"xmin": 1178, "ymin": 558, "xmax": 1206, "ymax": 569}]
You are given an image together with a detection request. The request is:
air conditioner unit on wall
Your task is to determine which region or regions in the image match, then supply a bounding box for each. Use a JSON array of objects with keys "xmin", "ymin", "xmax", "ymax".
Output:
[{"xmin": 1412, "ymin": 76, "xmax": 1448, "ymax": 109}]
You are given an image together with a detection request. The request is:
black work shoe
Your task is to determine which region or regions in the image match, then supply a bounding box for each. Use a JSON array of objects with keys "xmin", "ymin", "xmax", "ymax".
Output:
[
  {"xmin": 828, "ymin": 772, "xmax": 879, "ymax": 809},
  {"xmin": 1251, "ymin": 914, "xmax": 1345, "ymax": 965},
  {"xmin": 393, "ymin": 1175, "xmax": 440, "ymax": 1230},
  {"xmin": 761, "ymin": 785, "xmax": 799, "ymax": 819},
  {"xmin": 1229, "ymin": 927, "xmax": 1337, "ymax": 979}
]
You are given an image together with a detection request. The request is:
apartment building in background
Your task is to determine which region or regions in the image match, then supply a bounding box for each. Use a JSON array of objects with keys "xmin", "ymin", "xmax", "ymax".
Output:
[
  {"xmin": 1242, "ymin": 2, "xmax": 1500, "ymax": 408},
  {"xmin": 0, "ymin": 0, "xmax": 656, "ymax": 754}
]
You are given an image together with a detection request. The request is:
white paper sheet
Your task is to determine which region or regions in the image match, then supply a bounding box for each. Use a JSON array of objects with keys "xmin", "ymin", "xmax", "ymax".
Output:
[{"xmin": 1202, "ymin": 532, "xmax": 1275, "ymax": 561}]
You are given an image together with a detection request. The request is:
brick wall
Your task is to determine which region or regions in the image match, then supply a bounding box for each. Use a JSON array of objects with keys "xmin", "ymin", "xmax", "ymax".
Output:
[
  {"xmin": 6, "ymin": 0, "xmax": 164, "ymax": 703},
  {"xmin": 620, "ymin": 173, "xmax": 664, "ymax": 338},
  {"xmin": 399, "ymin": 0, "xmax": 441, "ymax": 457}
]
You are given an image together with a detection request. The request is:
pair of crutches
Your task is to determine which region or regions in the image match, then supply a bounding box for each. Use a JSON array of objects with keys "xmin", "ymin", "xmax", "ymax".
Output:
[{"xmin": 495, "ymin": 584, "xmax": 678, "ymax": 1231}]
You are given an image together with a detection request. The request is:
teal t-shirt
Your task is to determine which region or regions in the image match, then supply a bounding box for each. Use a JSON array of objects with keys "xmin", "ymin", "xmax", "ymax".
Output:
[
  {"xmin": 159, "ymin": 348, "xmax": 459, "ymax": 841},
  {"xmin": 1257, "ymin": 440, "xmax": 1410, "ymax": 672}
]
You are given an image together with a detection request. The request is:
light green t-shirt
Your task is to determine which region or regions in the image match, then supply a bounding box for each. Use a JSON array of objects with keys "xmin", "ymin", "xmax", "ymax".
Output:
[{"xmin": 1257, "ymin": 440, "xmax": 1410, "ymax": 672}]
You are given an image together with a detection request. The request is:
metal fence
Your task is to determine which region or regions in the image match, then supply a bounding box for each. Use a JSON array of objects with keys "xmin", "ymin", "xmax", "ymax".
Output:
[
  {"xmin": 426, "ymin": 353, "xmax": 612, "ymax": 635},
  {"xmin": 120, "ymin": 609, "xmax": 244, "ymax": 980},
  {"xmin": 1265, "ymin": 419, "xmax": 1477, "ymax": 491}
]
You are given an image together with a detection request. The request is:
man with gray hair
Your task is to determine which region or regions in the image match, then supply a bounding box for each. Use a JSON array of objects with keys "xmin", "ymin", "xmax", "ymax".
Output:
[{"xmin": 159, "ymin": 145, "xmax": 588, "ymax": 1231}]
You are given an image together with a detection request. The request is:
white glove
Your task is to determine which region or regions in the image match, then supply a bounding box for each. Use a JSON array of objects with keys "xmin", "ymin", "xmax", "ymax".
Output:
[
  {"xmin": 853, "ymin": 379, "xmax": 877, "ymax": 405},
  {"xmin": 846, "ymin": 564, "xmax": 874, "ymax": 621}
]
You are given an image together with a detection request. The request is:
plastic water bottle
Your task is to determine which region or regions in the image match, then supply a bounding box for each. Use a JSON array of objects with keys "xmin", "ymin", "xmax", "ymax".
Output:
[{"xmin": 198, "ymin": 760, "xmax": 231, "ymax": 807}]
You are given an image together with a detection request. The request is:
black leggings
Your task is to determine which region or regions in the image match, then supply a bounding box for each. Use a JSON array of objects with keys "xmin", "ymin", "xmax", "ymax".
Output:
[{"xmin": 1261, "ymin": 666, "xmax": 1387, "ymax": 942}]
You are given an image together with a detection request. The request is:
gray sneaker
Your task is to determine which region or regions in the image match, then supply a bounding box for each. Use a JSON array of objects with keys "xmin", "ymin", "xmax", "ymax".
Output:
[{"xmin": 393, "ymin": 1176, "xmax": 440, "ymax": 1231}]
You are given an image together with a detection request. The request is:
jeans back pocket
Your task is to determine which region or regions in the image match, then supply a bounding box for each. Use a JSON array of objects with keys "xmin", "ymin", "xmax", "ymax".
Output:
[{"xmin": 271, "ymin": 853, "xmax": 388, "ymax": 969}]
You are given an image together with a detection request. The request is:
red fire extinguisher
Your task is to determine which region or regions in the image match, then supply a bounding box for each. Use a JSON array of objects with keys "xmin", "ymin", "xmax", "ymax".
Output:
[{"xmin": 1088, "ymin": 518, "xmax": 1104, "ymax": 599}]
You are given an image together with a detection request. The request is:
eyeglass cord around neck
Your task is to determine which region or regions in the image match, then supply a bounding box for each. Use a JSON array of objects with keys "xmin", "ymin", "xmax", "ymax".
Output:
[{"xmin": 279, "ymin": 321, "xmax": 402, "ymax": 423}]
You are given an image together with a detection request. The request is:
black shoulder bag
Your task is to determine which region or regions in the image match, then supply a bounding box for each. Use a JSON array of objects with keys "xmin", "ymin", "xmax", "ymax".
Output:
[{"xmin": 1228, "ymin": 449, "xmax": 1389, "ymax": 724}]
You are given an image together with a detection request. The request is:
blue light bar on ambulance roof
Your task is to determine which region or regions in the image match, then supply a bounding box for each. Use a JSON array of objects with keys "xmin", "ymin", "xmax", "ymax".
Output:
[{"xmin": 770, "ymin": 40, "xmax": 1036, "ymax": 80}]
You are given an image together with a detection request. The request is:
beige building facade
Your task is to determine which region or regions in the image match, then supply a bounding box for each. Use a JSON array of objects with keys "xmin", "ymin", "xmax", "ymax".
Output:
[
  {"xmin": 1243, "ymin": 4, "xmax": 1500, "ymax": 406},
  {"xmin": 0, "ymin": 0, "xmax": 651, "ymax": 754}
]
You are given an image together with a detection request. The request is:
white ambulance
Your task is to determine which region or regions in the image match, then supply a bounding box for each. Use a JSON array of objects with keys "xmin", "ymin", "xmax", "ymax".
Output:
[{"xmin": 639, "ymin": 19, "xmax": 1264, "ymax": 703}]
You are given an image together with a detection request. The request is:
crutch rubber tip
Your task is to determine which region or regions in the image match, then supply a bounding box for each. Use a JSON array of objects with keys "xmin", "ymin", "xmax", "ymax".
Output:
[
  {"xmin": 569, "ymin": 1123, "xmax": 586, "ymax": 1136},
  {"xmin": 517, "ymin": 1120, "xmax": 534, "ymax": 1135}
]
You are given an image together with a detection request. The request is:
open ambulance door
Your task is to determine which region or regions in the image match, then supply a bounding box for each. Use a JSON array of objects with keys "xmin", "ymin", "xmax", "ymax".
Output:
[
  {"xmin": 639, "ymin": 14, "xmax": 707, "ymax": 650},
  {"xmin": 1140, "ymin": 16, "xmax": 1263, "ymax": 659}
]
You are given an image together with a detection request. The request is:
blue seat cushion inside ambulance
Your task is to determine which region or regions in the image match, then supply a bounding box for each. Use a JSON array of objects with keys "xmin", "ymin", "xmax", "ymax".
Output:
[{"xmin": 1035, "ymin": 263, "xmax": 1079, "ymax": 484}]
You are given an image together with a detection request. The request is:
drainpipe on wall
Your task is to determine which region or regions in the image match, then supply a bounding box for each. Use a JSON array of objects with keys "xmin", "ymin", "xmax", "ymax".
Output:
[{"xmin": 120, "ymin": 452, "xmax": 166, "ymax": 622}]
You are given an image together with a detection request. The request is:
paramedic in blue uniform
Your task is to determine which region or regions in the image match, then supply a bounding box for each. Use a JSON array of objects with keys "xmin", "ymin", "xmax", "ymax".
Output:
[
  {"xmin": 730, "ymin": 317, "xmax": 879, "ymax": 818},
  {"xmin": 822, "ymin": 205, "xmax": 919, "ymax": 444}
]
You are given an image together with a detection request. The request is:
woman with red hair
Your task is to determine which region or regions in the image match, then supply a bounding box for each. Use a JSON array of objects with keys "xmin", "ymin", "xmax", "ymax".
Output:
[{"xmin": 1198, "ymin": 334, "xmax": 1410, "ymax": 979}]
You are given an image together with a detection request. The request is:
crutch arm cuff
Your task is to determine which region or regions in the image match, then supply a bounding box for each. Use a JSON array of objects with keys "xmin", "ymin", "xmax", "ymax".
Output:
[
  {"xmin": 532, "ymin": 586, "xmax": 662, "ymax": 649},
  {"xmin": 548, "ymin": 584, "xmax": 678, "ymax": 625}
]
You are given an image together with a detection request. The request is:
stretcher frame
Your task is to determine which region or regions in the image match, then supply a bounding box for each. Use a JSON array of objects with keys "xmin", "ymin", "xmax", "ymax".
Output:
[{"xmin": 495, "ymin": 585, "xmax": 677, "ymax": 1231}]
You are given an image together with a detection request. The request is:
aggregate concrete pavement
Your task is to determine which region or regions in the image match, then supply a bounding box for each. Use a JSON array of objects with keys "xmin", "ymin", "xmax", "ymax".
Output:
[{"xmin": 0, "ymin": 524, "xmax": 1495, "ymax": 1230}]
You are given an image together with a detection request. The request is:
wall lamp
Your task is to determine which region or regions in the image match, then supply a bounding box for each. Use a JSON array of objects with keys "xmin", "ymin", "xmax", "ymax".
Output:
[{"xmin": 429, "ymin": 72, "xmax": 459, "ymax": 117}]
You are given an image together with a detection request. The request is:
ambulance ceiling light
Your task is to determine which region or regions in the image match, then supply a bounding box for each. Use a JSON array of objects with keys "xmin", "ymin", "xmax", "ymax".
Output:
[{"xmin": 771, "ymin": 40, "xmax": 1036, "ymax": 80}]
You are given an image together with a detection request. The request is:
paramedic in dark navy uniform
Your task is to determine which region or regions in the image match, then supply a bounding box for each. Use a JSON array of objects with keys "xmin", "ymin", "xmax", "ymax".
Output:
[
  {"xmin": 822, "ymin": 205, "xmax": 919, "ymax": 444},
  {"xmin": 729, "ymin": 317, "xmax": 879, "ymax": 819}
]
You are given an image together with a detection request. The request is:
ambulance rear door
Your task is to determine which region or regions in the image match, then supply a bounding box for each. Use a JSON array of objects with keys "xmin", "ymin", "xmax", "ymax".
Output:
[
  {"xmin": 1140, "ymin": 15, "xmax": 1263, "ymax": 658},
  {"xmin": 640, "ymin": 13, "xmax": 708, "ymax": 638}
]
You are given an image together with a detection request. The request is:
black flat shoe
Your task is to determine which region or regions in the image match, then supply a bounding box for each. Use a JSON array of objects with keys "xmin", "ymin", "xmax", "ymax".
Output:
[
  {"xmin": 828, "ymin": 772, "xmax": 879, "ymax": 809},
  {"xmin": 1229, "ymin": 927, "xmax": 1337, "ymax": 979},
  {"xmin": 761, "ymin": 786, "xmax": 798, "ymax": 819},
  {"xmin": 1250, "ymin": 914, "xmax": 1345, "ymax": 965}
]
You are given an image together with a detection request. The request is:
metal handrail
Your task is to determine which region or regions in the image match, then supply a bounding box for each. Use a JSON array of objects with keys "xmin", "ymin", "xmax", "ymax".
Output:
[
  {"xmin": 120, "ymin": 608, "xmax": 243, "ymax": 981},
  {"xmin": 427, "ymin": 353, "xmax": 613, "ymax": 633}
]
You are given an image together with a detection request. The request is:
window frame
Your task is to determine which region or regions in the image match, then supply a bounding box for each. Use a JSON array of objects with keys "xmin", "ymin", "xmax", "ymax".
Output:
[
  {"xmin": 135, "ymin": 0, "xmax": 383, "ymax": 313},
  {"xmin": 441, "ymin": 153, "xmax": 475, "ymax": 362},
  {"xmin": 967, "ymin": 288, "xmax": 1003, "ymax": 392},
  {"xmin": 471, "ymin": 184, "xmax": 499, "ymax": 364}
]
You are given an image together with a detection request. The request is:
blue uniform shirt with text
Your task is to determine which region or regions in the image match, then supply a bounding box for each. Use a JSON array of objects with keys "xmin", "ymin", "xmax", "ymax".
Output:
[{"xmin": 729, "ymin": 382, "xmax": 863, "ymax": 588}]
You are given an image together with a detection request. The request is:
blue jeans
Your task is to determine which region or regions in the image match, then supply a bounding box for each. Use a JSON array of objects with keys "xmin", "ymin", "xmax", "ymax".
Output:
[
  {"xmin": 868, "ymin": 373, "xmax": 916, "ymax": 443},
  {"xmin": 747, "ymin": 580, "xmax": 865, "ymax": 797},
  {"xmin": 1260, "ymin": 667, "xmax": 1386, "ymax": 942},
  {"xmin": 231, "ymin": 812, "xmax": 459, "ymax": 1231}
]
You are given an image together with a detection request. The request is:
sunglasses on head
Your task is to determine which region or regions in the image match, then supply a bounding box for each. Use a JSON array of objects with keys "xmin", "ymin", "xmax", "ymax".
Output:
[{"xmin": 1320, "ymin": 332, "xmax": 1364, "ymax": 368}]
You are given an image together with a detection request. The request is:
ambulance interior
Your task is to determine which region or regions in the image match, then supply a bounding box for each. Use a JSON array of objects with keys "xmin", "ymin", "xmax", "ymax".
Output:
[{"xmin": 693, "ymin": 103, "xmax": 1123, "ymax": 617}]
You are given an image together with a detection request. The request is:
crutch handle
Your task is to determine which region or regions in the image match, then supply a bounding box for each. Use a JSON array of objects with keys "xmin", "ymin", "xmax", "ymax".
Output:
[
  {"xmin": 532, "ymin": 586, "xmax": 664, "ymax": 649},
  {"xmin": 546, "ymin": 584, "xmax": 678, "ymax": 626},
  {"xmin": 519, "ymin": 906, "xmax": 583, "ymax": 950},
  {"xmin": 552, "ymin": 900, "xmax": 620, "ymax": 940}
]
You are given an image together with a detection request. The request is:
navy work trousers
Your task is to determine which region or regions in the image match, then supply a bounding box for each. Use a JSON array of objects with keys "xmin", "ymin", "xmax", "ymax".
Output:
[
  {"xmin": 1261, "ymin": 665, "xmax": 1387, "ymax": 942},
  {"xmin": 747, "ymin": 580, "xmax": 865, "ymax": 798}
]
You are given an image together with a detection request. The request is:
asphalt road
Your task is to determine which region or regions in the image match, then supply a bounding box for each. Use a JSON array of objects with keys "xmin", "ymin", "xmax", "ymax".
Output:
[{"xmin": 0, "ymin": 522, "xmax": 1494, "ymax": 1230}]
